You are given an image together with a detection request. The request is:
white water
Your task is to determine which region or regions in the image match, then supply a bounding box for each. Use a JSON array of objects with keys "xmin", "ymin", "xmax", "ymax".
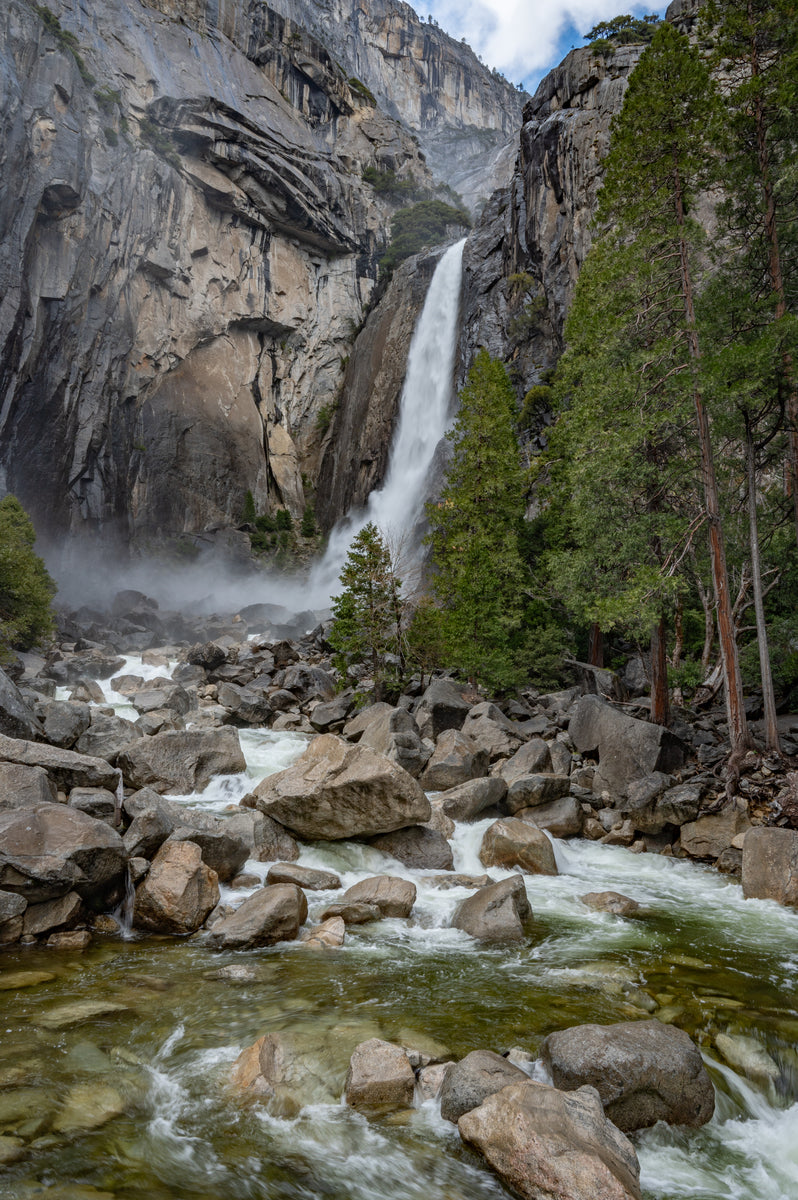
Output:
[{"xmin": 310, "ymin": 238, "xmax": 467, "ymax": 601}]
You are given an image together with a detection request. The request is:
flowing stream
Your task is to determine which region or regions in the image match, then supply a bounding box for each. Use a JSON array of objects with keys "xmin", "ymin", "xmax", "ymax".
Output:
[
  {"xmin": 309, "ymin": 238, "xmax": 467, "ymax": 602},
  {"xmin": 3, "ymin": 659, "xmax": 798, "ymax": 1198}
]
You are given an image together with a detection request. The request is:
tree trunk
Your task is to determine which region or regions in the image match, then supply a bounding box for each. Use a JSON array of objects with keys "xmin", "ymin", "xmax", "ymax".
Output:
[
  {"xmin": 745, "ymin": 414, "xmax": 780, "ymax": 752},
  {"xmin": 695, "ymin": 575, "xmax": 715, "ymax": 673},
  {"xmin": 670, "ymin": 595, "xmax": 684, "ymax": 671},
  {"xmin": 588, "ymin": 623, "xmax": 604, "ymax": 668},
  {"xmin": 673, "ymin": 162, "xmax": 751, "ymax": 755},
  {"xmin": 650, "ymin": 616, "xmax": 670, "ymax": 727}
]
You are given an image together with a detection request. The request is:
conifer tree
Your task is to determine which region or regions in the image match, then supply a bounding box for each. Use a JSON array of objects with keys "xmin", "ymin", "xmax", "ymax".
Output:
[
  {"xmin": 329, "ymin": 522, "xmax": 402, "ymax": 700},
  {"xmin": 0, "ymin": 496, "xmax": 56, "ymax": 658},
  {"xmin": 426, "ymin": 351, "xmax": 527, "ymax": 690}
]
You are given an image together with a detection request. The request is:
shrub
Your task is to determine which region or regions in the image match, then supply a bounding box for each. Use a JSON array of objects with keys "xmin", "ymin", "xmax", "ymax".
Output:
[
  {"xmin": 380, "ymin": 200, "xmax": 471, "ymax": 275},
  {"xmin": 32, "ymin": 5, "xmax": 96, "ymax": 83},
  {"xmin": 0, "ymin": 496, "xmax": 56, "ymax": 658}
]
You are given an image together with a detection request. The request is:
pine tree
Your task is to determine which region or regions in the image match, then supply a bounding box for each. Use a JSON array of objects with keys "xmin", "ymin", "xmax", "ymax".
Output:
[
  {"xmin": 426, "ymin": 350, "xmax": 527, "ymax": 690},
  {"xmin": 0, "ymin": 496, "xmax": 56, "ymax": 658},
  {"xmin": 329, "ymin": 522, "xmax": 402, "ymax": 700}
]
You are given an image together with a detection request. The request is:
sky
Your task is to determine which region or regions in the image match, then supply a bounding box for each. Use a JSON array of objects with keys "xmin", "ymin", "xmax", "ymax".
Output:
[{"xmin": 423, "ymin": 1, "xmax": 670, "ymax": 92}]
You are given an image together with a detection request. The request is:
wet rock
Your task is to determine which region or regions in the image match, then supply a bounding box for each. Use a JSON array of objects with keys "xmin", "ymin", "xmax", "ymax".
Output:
[
  {"xmin": 479, "ymin": 818, "xmax": 558, "ymax": 875},
  {"xmin": 205, "ymin": 963, "xmax": 263, "ymax": 983},
  {"xmin": 339, "ymin": 874, "xmax": 416, "ymax": 918},
  {"xmin": 0, "ymin": 762, "xmax": 57, "ymax": 810},
  {"xmin": 0, "ymin": 802, "xmax": 126, "ymax": 904},
  {"xmin": 117, "ymin": 728, "xmax": 246, "ymax": 794},
  {"xmin": 0, "ymin": 890, "xmax": 27, "ymax": 944},
  {"xmin": 540, "ymin": 1020, "xmax": 714, "ymax": 1132},
  {"xmin": 0, "ymin": 732, "xmax": 119, "ymax": 790},
  {"xmin": 46, "ymin": 929, "xmax": 92, "ymax": 950},
  {"xmin": 22, "ymin": 891, "xmax": 83, "ymax": 937},
  {"xmin": 359, "ymin": 705, "xmax": 429, "ymax": 778},
  {"xmin": 451, "ymin": 875, "xmax": 531, "ymax": 942},
  {"xmin": 0, "ymin": 968, "xmax": 53, "ymax": 989},
  {"xmin": 167, "ymin": 824, "xmax": 249, "ymax": 884},
  {"xmin": 714, "ymin": 1033, "xmax": 780, "ymax": 1086},
  {"xmin": 265, "ymin": 863, "xmax": 342, "ymax": 890},
  {"xmin": 499, "ymin": 739, "xmax": 553, "ymax": 783},
  {"xmin": 345, "ymin": 1038, "xmax": 415, "ymax": 1114},
  {"xmin": 742, "ymin": 826, "xmax": 798, "ymax": 906},
  {"xmin": 122, "ymin": 795, "xmax": 174, "ymax": 860},
  {"xmin": 207, "ymin": 883, "xmax": 307, "ymax": 949},
  {"xmin": 424, "ymin": 802, "xmax": 456, "ymax": 839},
  {"xmin": 319, "ymin": 900, "xmax": 383, "ymax": 924},
  {"xmin": 39, "ymin": 700, "xmax": 92, "ymax": 750},
  {"xmin": 439, "ymin": 776, "xmax": 507, "ymax": 821},
  {"xmin": 251, "ymin": 734, "xmax": 430, "ymax": 839},
  {"xmin": 516, "ymin": 795, "xmax": 583, "ymax": 838},
  {"xmin": 428, "ymin": 873, "xmax": 492, "ymax": 890},
  {"xmin": 0, "ymin": 1135, "xmax": 25, "ymax": 1165},
  {"xmin": 458, "ymin": 1079, "xmax": 642, "ymax": 1200},
  {"xmin": 230, "ymin": 1030, "xmax": 338, "ymax": 1115},
  {"xmin": 504, "ymin": 773, "xmax": 571, "ymax": 813},
  {"xmin": 413, "ymin": 679, "xmax": 470, "ymax": 741},
  {"xmin": 421, "ymin": 729, "xmax": 489, "ymax": 791},
  {"xmin": 232, "ymin": 809, "xmax": 300, "ymax": 863},
  {"xmin": 569, "ymin": 695, "xmax": 686, "ymax": 795},
  {"xmin": 0, "ymin": 667, "xmax": 45, "ymax": 740},
  {"xmin": 368, "ymin": 825, "xmax": 454, "ymax": 870},
  {"xmin": 681, "ymin": 801, "xmax": 751, "ymax": 861},
  {"xmin": 439, "ymin": 1049, "xmax": 527, "ymax": 1122},
  {"xmin": 581, "ymin": 891, "xmax": 640, "ymax": 917},
  {"xmin": 68, "ymin": 786, "xmax": 119, "ymax": 824},
  {"xmin": 53, "ymin": 1082, "xmax": 125, "ymax": 1133},
  {"xmin": 36, "ymin": 999, "xmax": 129, "ymax": 1029},
  {"xmin": 133, "ymin": 841, "xmax": 219, "ymax": 935},
  {"xmin": 300, "ymin": 916, "xmax": 345, "ymax": 947},
  {"xmin": 417, "ymin": 1061, "xmax": 452, "ymax": 1100}
]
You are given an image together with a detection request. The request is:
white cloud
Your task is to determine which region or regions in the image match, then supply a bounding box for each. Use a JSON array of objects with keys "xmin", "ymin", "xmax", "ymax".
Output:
[{"xmin": 426, "ymin": 1, "xmax": 666, "ymax": 86}]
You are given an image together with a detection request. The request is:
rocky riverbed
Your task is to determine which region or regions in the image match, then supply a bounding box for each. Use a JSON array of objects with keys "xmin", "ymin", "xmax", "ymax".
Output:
[{"xmin": 1, "ymin": 591, "xmax": 798, "ymax": 1197}]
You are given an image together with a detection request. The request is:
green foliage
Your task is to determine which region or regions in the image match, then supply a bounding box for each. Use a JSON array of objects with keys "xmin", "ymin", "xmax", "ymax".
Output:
[
  {"xmin": 138, "ymin": 117, "xmax": 181, "ymax": 169},
  {"xmin": 275, "ymin": 509, "xmax": 293, "ymax": 532},
  {"xmin": 585, "ymin": 13, "xmax": 661, "ymax": 50},
  {"xmin": 380, "ymin": 201, "xmax": 471, "ymax": 275},
  {"xmin": 94, "ymin": 86, "xmax": 121, "ymax": 112},
  {"xmin": 300, "ymin": 504, "xmax": 317, "ymax": 538},
  {"xmin": 241, "ymin": 490, "xmax": 257, "ymax": 524},
  {"xmin": 32, "ymin": 4, "xmax": 95, "ymax": 83},
  {"xmin": 426, "ymin": 351, "xmax": 528, "ymax": 691},
  {"xmin": 103, "ymin": 126, "xmax": 118, "ymax": 147},
  {"xmin": 0, "ymin": 496, "xmax": 56, "ymax": 657},
  {"xmin": 329, "ymin": 523, "xmax": 403, "ymax": 698},
  {"xmin": 316, "ymin": 400, "xmax": 338, "ymax": 436},
  {"xmin": 348, "ymin": 76, "xmax": 376, "ymax": 104},
  {"xmin": 405, "ymin": 595, "xmax": 446, "ymax": 685},
  {"xmin": 518, "ymin": 385, "xmax": 553, "ymax": 435},
  {"xmin": 361, "ymin": 166, "xmax": 420, "ymax": 200}
]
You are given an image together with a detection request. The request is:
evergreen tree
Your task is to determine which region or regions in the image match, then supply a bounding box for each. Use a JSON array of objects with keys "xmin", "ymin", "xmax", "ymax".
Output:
[
  {"xmin": 426, "ymin": 351, "xmax": 527, "ymax": 690},
  {"xmin": 0, "ymin": 496, "xmax": 56, "ymax": 658},
  {"xmin": 329, "ymin": 522, "xmax": 402, "ymax": 700}
]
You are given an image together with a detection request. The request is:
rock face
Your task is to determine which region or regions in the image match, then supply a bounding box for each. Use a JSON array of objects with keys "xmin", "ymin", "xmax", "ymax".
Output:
[
  {"xmin": 251, "ymin": 734, "xmax": 430, "ymax": 839},
  {"xmin": 458, "ymin": 1080, "xmax": 642, "ymax": 1200},
  {"xmin": 540, "ymin": 1020, "xmax": 715, "ymax": 1133},
  {"xmin": 0, "ymin": 802, "xmax": 126, "ymax": 905},
  {"xmin": 742, "ymin": 827, "xmax": 798, "ymax": 907}
]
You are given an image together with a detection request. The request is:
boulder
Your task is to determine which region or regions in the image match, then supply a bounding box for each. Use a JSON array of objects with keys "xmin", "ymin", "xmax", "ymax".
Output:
[
  {"xmin": 0, "ymin": 733, "xmax": 119, "ymax": 791},
  {"xmin": 122, "ymin": 789, "xmax": 175, "ymax": 860},
  {"xmin": 0, "ymin": 802, "xmax": 127, "ymax": 904},
  {"xmin": 68, "ymin": 787, "xmax": 119, "ymax": 823},
  {"xmin": 187, "ymin": 641, "xmax": 227, "ymax": 670},
  {"xmin": 499, "ymin": 739, "xmax": 553, "ymax": 784},
  {"xmin": 417, "ymin": 1062, "xmax": 452, "ymax": 1101},
  {"xmin": 232, "ymin": 808, "xmax": 300, "ymax": 863},
  {"xmin": 39, "ymin": 700, "xmax": 91, "ymax": 749},
  {"xmin": 460, "ymin": 704, "xmax": 524, "ymax": 761},
  {"xmin": 681, "ymin": 801, "xmax": 751, "ymax": 861},
  {"xmin": 0, "ymin": 890, "xmax": 26, "ymax": 944},
  {"xmin": 0, "ymin": 667, "xmax": 45, "ymax": 740},
  {"xmin": 451, "ymin": 875, "xmax": 531, "ymax": 943},
  {"xmin": 440, "ymin": 776, "xmax": 507, "ymax": 821},
  {"xmin": 504, "ymin": 773, "xmax": 570, "ymax": 813},
  {"xmin": 110, "ymin": 673, "xmax": 145, "ymax": 695},
  {"xmin": 22, "ymin": 890, "xmax": 83, "ymax": 937},
  {"xmin": 359, "ymin": 706, "xmax": 429, "ymax": 778},
  {"xmin": 117, "ymin": 728, "xmax": 246, "ymax": 794},
  {"xmin": 251, "ymin": 734, "xmax": 430, "ymax": 839},
  {"xmin": 368, "ymin": 825, "xmax": 454, "ymax": 870},
  {"xmin": 133, "ymin": 841, "xmax": 219, "ymax": 935},
  {"xmin": 265, "ymin": 863, "xmax": 342, "ymax": 890},
  {"xmin": 280, "ymin": 664, "xmax": 336, "ymax": 703},
  {"xmin": 414, "ymin": 679, "xmax": 470, "ymax": 741},
  {"xmin": 215, "ymin": 682, "xmax": 271, "ymax": 726},
  {"xmin": 167, "ymin": 824, "xmax": 249, "ymax": 883},
  {"xmin": 458, "ymin": 1080, "xmax": 641, "ymax": 1200},
  {"xmin": 339, "ymin": 875, "xmax": 416, "ymax": 918},
  {"xmin": 540, "ymin": 1020, "xmax": 715, "ymax": 1132},
  {"xmin": 479, "ymin": 819, "xmax": 558, "ymax": 875},
  {"xmin": 0, "ymin": 762, "xmax": 57, "ymax": 810},
  {"xmin": 230, "ymin": 1030, "xmax": 339, "ymax": 1115},
  {"xmin": 421, "ymin": 729, "xmax": 489, "ymax": 791},
  {"xmin": 308, "ymin": 694, "xmax": 353, "ymax": 733},
  {"xmin": 207, "ymin": 883, "xmax": 307, "ymax": 949},
  {"xmin": 742, "ymin": 826, "xmax": 798, "ymax": 906},
  {"xmin": 320, "ymin": 900, "xmax": 382, "ymax": 925},
  {"xmin": 131, "ymin": 684, "xmax": 192, "ymax": 717},
  {"xmin": 300, "ymin": 916, "xmax": 346, "ymax": 947},
  {"xmin": 517, "ymin": 796, "xmax": 583, "ymax": 838},
  {"xmin": 581, "ymin": 891, "xmax": 640, "ymax": 917},
  {"xmin": 343, "ymin": 703, "xmax": 396, "ymax": 741},
  {"xmin": 439, "ymin": 1049, "xmax": 527, "ymax": 1123},
  {"xmin": 569, "ymin": 696, "xmax": 686, "ymax": 795},
  {"xmin": 74, "ymin": 712, "xmax": 139, "ymax": 763},
  {"xmin": 345, "ymin": 1039, "xmax": 415, "ymax": 1114}
]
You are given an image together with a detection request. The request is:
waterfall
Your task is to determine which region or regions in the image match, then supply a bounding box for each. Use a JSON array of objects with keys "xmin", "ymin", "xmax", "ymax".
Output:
[{"xmin": 310, "ymin": 237, "xmax": 466, "ymax": 602}]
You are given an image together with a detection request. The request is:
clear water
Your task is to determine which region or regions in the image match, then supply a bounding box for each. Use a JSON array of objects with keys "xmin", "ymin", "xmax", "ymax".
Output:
[{"xmin": 12, "ymin": 664, "xmax": 798, "ymax": 1198}]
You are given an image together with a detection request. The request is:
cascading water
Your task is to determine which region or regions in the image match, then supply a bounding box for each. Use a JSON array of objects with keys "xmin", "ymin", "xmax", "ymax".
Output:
[{"xmin": 310, "ymin": 237, "xmax": 467, "ymax": 602}]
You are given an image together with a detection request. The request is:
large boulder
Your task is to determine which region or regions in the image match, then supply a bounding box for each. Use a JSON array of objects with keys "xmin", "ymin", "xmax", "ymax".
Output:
[
  {"xmin": 479, "ymin": 819, "xmax": 558, "ymax": 875},
  {"xmin": 503, "ymin": 773, "xmax": 570, "ymax": 814},
  {"xmin": 0, "ymin": 890, "xmax": 27, "ymax": 944},
  {"xmin": 265, "ymin": 863, "xmax": 342, "ymax": 891},
  {"xmin": 569, "ymin": 696, "xmax": 686, "ymax": 796},
  {"xmin": 439, "ymin": 1049, "xmax": 527, "ymax": 1123},
  {"xmin": 250, "ymin": 734, "xmax": 430, "ymax": 839},
  {"xmin": 539, "ymin": 1020, "xmax": 715, "ymax": 1132},
  {"xmin": 368, "ymin": 825, "xmax": 454, "ymax": 870},
  {"xmin": 344, "ymin": 1039, "xmax": 416, "ymax": 1114},
  {"xmin": 117, "ymin": 728, "xmax": 246, "ymax": 794},
  {"xmin": 0, "ymin": 733, "xmax": 119, "ymax": 791},
  {"xmin": 0, "ymin": 667, "xmax": 44, "ymax": 740},
  {"xmin": 460, "ymin": 703, "xmax": 523, "ymax": 761},
  {"xmin": 133, "ymin": 841, "xmax": 219, "ymax": 934},
  {"xmin": 681, "ymin": 801, "xmax": 751, "ymax": 861},
  {"xmin": 458, "ymin": 1080, "xmax": 641, "ymax": 1200},
  {"xmin": 421, "ymin": 729, "xmax": 489, "ymax": 791},
  {"xmin": 207, "ymin": 883, "xmax": 307, "ymax": 949},
  {"xmin": 498, "ymin": 738, "xmax": 553, "ymax": 783},
  {"xmin": 39, "ymin": 700, "xmax": 92, "ymax": 749},
  {"xmin": 22, "ymin": 890, "xmax": 83, "ymax": 938},
  {"xmin": 742, "ymin": 826, "xmax": 798, "ymax": 906},
  {"xmin": 0, "ymin": 762, "xmax": 57, "ymax": 810},
  {"xmin": 165, "ymin": 820, "xmax": 250, "ymax": 884},
  {"xmin": 74, "ymin": 712, "xmax": 139, "ymax": 764},
  {"xmin": 414, "ymin": 679, "xmax": 470, "ymax": 741},
  {"xmin": 122, "ymin": 790, "xmax": 175, "ymax": 860},
  {"xmin": 0, "ymin": 802, "xmax": 127, "ymax": 904},
  {"xmin": 339, "ymin": 875, "xmax": 416, "ymax": 918},
  {"xmin": 440, "ymin": 776, "xmax": 507, "ymax": 821},
  {"xmin": 451, "ymin": 875, "xmax": 531, "ymax": 943},
  {"xmin": 517, "ymin": 795, "xmax": 584, "ymax": 839},
  {"xmin": 358, "ymin": 706, "xmax": 429, "ymax": 778},
  {"xmin": 230, "ymin": 809, "xmax": 300, "ymax": 863}
]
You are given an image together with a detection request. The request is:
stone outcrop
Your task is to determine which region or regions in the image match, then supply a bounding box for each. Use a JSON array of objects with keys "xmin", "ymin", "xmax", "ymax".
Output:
[{"xmin": 569, "ymin": 696, "xmax": 686, "ymax": 796}]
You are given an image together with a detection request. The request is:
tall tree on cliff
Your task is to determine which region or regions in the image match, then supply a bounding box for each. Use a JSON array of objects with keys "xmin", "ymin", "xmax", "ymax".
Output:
[
  {"xmin": 552, "ymin": 23, "xmax": 750, "ymax": 752},
  {"xmin": 426, "ymin": 350, "xmax": 527, "ymax": 691}
]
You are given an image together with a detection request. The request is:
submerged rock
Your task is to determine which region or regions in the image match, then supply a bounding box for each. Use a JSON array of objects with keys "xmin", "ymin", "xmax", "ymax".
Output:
[
  {"xmin": 581, "ymin": 892, "xmax": 641, "ymax": 917},
  {"xmin": 299, "ymin": 916, "xmax": 346, "ymax": 948}
]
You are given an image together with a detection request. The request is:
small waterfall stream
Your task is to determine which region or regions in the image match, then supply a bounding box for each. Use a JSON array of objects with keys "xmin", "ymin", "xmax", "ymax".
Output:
[{"xmin": 310, "ymin": 237, "xmax": 467, "ymax": 600}]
